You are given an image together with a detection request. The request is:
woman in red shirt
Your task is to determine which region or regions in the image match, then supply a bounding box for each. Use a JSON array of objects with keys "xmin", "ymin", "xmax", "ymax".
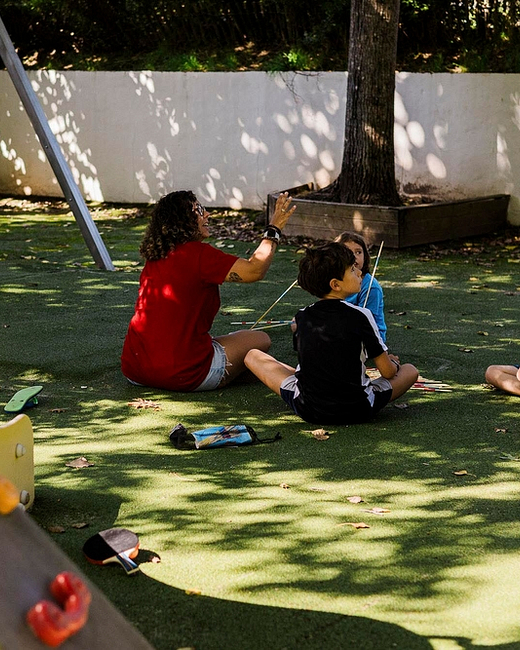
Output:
[{"xmin": 121, "ymin": 190, "xmax": 295, "ymax": 391}]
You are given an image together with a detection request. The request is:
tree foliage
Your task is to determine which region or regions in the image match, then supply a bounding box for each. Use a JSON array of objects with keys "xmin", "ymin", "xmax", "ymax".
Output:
[{"xmin": 2, "ymin": 0, "xmax": 520, "ymax": 71}]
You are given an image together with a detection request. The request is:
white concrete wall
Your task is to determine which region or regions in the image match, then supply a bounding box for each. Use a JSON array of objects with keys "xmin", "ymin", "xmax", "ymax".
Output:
[{"xmin": 1, "ymin": 70, "xmax": 520, "ymax": 223}]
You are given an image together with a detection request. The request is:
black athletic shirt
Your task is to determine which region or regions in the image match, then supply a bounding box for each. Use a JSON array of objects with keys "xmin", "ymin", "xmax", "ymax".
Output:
[{"xmin": 293, "ymin": 299, "xmax": 387, "ymax": 423}]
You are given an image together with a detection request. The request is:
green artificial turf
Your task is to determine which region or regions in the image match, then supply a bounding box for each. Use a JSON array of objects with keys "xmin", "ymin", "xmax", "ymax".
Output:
[{"xmin": 1, "ymin": 197, "xmax": 520, "ymax": 650}]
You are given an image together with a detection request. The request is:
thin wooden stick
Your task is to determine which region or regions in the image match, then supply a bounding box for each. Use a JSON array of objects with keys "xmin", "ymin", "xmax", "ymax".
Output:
[
  {"xmin": 362, "ymin": 240, "xmax": 384, "ymax": 308},
  {"xmin": 249, "ymin": 279, "xmax": 298, "ymax": 330},
  {"xmin": 231, "ymin": 320, "xmax": 293, "ymax": 326},
  {"xmin": 251, "ymin": 322, "xmax": 290, "ymax": 331}
]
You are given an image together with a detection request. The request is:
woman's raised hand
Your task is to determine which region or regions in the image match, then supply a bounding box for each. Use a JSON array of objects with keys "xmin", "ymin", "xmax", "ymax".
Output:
[{"xmin": 270, "ymin": 192, "xmax": 296, "ymax": 231}]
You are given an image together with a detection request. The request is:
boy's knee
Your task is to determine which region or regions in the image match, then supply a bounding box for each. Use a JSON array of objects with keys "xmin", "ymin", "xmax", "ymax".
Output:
[{"xmin": 244, "ymin": 348, "xmax": 262, "ymax": 369}]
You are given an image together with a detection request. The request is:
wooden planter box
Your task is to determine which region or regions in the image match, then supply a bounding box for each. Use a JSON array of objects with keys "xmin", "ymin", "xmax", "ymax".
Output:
[{"xmin": 267, "ymin": 185, "xmax": 510, "ymax": 248}]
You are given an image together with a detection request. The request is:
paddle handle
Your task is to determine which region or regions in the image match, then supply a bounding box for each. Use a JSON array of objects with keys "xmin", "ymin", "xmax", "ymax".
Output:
[{"xmin": 112, "ymin": 551, "xmax": 140, "ymax": 575}]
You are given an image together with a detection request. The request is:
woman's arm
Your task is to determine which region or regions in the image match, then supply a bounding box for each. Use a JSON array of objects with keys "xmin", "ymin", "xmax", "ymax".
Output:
[{"xmin": 225, "ymin": 193, "xmax": 295, "ymax": 283}]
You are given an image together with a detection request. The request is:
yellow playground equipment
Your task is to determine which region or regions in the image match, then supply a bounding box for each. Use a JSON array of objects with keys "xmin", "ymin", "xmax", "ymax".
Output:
[{"xmin": 0, "ymin": 413, "xmax": 35, "ymax": 509}]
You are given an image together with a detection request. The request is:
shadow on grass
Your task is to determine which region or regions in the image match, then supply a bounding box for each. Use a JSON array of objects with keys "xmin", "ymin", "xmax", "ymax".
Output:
[{"xmin": 3, "ymin": 204, "xmax": 520, "ymax": 647}]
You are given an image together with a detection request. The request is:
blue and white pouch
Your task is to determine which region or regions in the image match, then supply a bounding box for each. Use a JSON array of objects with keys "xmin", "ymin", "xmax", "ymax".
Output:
[{"xmin": 169, "ymin": 423, "xmax": 281, "ymax": 450}]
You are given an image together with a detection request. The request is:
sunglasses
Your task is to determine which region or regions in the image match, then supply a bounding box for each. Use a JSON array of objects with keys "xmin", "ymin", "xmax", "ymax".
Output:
[{"xmin": 194, "ymin": 203, "xmax": 206, "ymax": 217}]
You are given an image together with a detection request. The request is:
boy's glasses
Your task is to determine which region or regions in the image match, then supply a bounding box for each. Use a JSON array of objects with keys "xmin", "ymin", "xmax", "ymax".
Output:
[{"xmin": 194, "ymin": 203, "xmax": 205, "ymax": 217}]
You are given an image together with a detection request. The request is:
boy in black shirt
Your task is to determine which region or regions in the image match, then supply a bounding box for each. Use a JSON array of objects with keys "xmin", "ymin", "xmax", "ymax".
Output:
[{"xmin": 244, "ymin": 242, "xmax": 418, "ymax": 424}]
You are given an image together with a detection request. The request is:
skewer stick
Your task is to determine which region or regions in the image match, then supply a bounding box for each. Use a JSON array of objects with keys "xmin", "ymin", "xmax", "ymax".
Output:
[
  {"xmin": 233, "ymin": 320, "xmax": 291, "ymax": 325},
  {"xmin": 249, "ymin": 279, "xmax": 298, "ymax": 330},
  {"xmin": 362, "ymin": 240, "xmax": 384, "ymax": 308},
  {"xmin": 251, "ymin": 322, "xmax": 290, "ymax": 331}
]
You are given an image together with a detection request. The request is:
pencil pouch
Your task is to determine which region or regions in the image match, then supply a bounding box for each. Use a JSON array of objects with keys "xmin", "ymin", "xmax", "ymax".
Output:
[{"xmin": 169, "ymin": 424, "xmax": 281, "ymax": 450}]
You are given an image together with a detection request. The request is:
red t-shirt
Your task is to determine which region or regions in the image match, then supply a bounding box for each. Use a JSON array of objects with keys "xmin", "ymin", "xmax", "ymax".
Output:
[{"xmin": 121, "ymin": 241, "xmax": 238, "ymax": 391}]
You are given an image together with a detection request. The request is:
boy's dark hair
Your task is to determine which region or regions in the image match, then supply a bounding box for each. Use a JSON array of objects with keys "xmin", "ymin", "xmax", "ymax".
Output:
[
  {"xmin": 298, "ymin": 242, "xmax": 355, "ymax": 298},
  {"xmin": 140, "ymin": 190, "xmax": 200, "ymax": 260},
  {"xmin": 334, "ymin": 231, "xmax": 371, "ymax": 275}
]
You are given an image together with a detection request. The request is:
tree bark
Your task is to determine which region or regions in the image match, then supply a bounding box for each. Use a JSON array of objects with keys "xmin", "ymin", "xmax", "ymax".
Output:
[{"xmin": 327, "ymin": 0, "xmax": 402, "ymax": 206}]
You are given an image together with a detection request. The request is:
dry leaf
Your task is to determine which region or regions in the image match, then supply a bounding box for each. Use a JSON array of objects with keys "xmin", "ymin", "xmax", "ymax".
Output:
[
  {"xmin": 394, "ymin": 402, "xmax": 409, "ymax": 409},
  {"xmin": 71, "ymin": 522, "xmax": 89, "ymax": 529},
  {"xmin": 458, "ymin": 348, "xmax": 473, "ymax": 353},
  {"xmin": 47, "ymin": 525, "xmax": 66, "ymax": 534},
  {"xmin": 280, "ymin": 482, "xmax": 290, "ymax": 489},
  {"xmin": 65, "ymin": 457, "xmax": 94, "ymax": 469},
  {"xmin": 128, "ymin": 398, "xmax": 162, "ymax": 410},
  {"xmin": 477, "ymin": 331, "xmax": 489, "ymax": 336},
  {"xmin": 347, "ymin": 496, "xmax": 364, "ymax": 503},
  {"xmin": 185, "ymin": 588, "xmax": 201, "ymax": 596},
  {"xmin": 494, "ymin": 427, "xmax": 508, "ymax": 433},
  {"xmin": 337, "ymin": 522, "xmax": 370, "ymax": 529},
  {"xmin": 308, "ymin": 487, "xmax": 326, "ymax": 492},
  {"xmin": 499, "ymin": 453, "xmax": 520, "ymax": 461},
  {"xmin": 312, "ymin": 428, "xmax": 330, "ymax": 441},
  {"xmin": 49, "ymin": 408, "xmax": 67, "ymax": 413},
  {"xmin": 363, "ymin": 507, "xmax": 390, "ymax": 515},
  {"xmin": 453, "ymin": 469, "xmax": 468, "ymax": 476}
]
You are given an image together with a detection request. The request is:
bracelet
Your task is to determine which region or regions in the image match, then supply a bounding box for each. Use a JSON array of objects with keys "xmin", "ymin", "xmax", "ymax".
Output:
[
  {"xmin": 262, "ymin": 227, "xmax": 280, "ymax": 243},
  {"xmin": 269, "ymin": 224, "xmax": 282, "ymax": 235},
  {"xmin": 391, "ymin": 359, "xmax": 400, "ymax": 372}
]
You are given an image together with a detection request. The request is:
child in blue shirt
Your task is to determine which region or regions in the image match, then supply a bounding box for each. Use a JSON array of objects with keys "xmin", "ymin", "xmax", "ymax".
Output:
[{"xmin": 335, "ymin": 232, "xmax": 386, "ymax": 342}]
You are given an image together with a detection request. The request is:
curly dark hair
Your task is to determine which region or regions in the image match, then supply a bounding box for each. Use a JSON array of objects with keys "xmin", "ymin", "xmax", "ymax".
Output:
[
  {"xmin": 139, "ymin": 191, "xmax": 201, "ymax": 260},
  {"xmin": 298, "ymin": 242, "xmax": 355, "ymax": 298},
  {"xmin": 334, "ymin": 231, "xmax": 371, "ymax": 275}
]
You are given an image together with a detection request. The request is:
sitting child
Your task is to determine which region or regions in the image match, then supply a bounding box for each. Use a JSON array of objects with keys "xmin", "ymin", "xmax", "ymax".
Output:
[
  {"xmin": 485, "ymin": 364, "xmax": 520, "ymax": 396},
  {"xmin": 335, "ymin": 231, "xmax": 386, "ymax": 341},
  {"xmin": 244, "ymin": 242, "xmax": 418, "ymax": 425}
]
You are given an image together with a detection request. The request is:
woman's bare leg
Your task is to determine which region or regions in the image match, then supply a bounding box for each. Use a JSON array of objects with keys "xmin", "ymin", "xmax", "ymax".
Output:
[
  {"xmin": 214, "ymin": 330, "xmax": 271, "ymax": 387},
  {"xmin": 485, "ymin": 365, "xmax": 520, "ymax": 396},
  {"xmin": 244, "ymin": 349, "xmax": 296, "ymax": 395}
]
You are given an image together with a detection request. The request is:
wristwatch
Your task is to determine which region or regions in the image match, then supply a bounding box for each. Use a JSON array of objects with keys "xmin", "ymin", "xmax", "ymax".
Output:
[{"xmin": 262, "ymin": 225, "xmax": 281, "ymax": 243}]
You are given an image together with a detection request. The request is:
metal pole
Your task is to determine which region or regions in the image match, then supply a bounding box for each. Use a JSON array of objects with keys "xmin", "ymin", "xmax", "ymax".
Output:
[{"xmin": 0, "ymin": 15, "xmax": 115, "ymax": 271}]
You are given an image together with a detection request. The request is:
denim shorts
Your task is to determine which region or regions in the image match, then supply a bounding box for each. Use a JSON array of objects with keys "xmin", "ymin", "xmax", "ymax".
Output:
[{"xmin": 193, "ymin": 340, "xmax": 228, "ymax": 392}]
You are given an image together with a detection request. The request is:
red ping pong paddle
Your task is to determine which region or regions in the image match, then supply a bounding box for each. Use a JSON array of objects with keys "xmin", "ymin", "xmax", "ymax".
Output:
[{"xmin": 82, "ymin": 528, "xmax": 140, "ymax": 575}]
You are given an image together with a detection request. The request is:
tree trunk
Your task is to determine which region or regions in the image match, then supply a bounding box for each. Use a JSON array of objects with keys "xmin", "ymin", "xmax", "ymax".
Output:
[{"xmin": 328, "ymin": 0, "xmax": 402, "ymax": 206}]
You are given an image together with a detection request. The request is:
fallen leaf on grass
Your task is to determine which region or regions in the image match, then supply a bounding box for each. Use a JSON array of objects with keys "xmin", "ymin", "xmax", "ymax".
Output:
[
  {"xmin": 337, "ymin": 522, "xmax": 370, "ymax": 529},
  {"xmin": 499, "ymin": 453, "xmax": 520, "ymax": 461},
  {"xmin": 128, "ymin": 398, "xmax": 162, "ymax": 410},
  {"xmin": 308, "ymin": 487, "xmax": 326, "ymax": 492},
  {"xmin": 47, "ymin": 525, "xmax": 66, "ymax": 534},
  {"xmin": 453, "ymin": 470, "xmax": 468, "ymax": 476},
  {"xmin": 71, "ymin": 522, "xmax": 89, "ymax": 529},
  {"xmin": 347, "ymin": 496, "xmax": 364, "ymax": 503},
  {"xmin": 49, "ymin": 408, "xmax": 67, "ymax": 413},
  {"xmin": 65, "ymin": 457, "xmax": 94, "ymax": 469},
  {"xmin": 185, "ymin": 588, "xmax": 202, "ymax": 596},
  {"xmin": 363, "ymin": 507, "xmax": 390, "ymax": 515},
  {"xmin": 477, "ymin": 331, "xmax": 489, "ymax": 336},
  {"xmin": 394, "ymin": 403, "xmax": 409, "ymax": 409},
  {"xmin": 494, "ymin": 427, "xmax": 508, "ymax": 433},
  {"xmin": 280, "ymin": 483, "xmax": 290, "ymax": 489},
  {"xmin": 458, "ymin": 348, "xmax": 473, "ymax": 353},
  {"xmin": 312, "ymin": 428, "xmax": 330, "ymax": 441}
]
